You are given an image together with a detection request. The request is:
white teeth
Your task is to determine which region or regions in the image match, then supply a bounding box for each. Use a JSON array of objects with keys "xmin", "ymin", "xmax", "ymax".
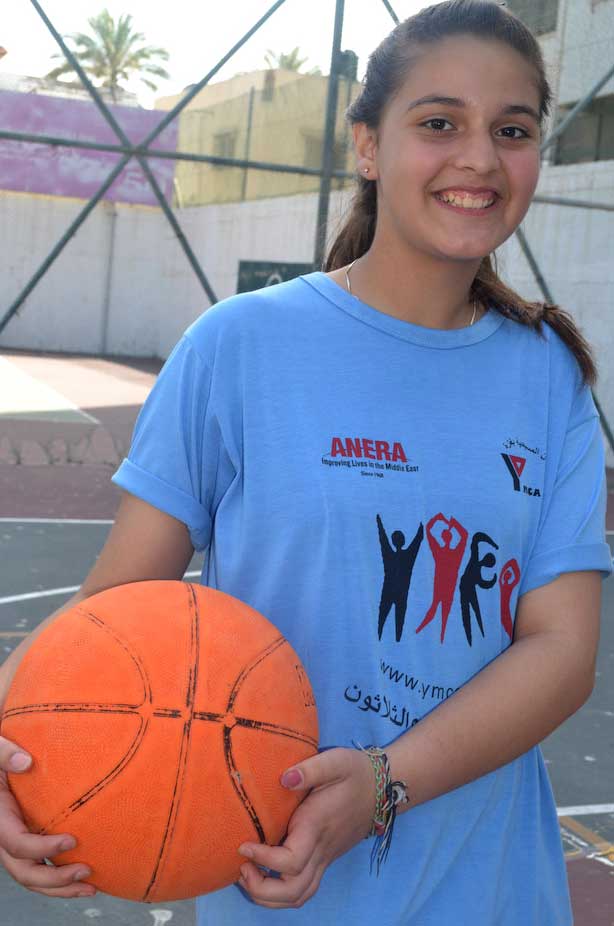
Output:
[{"xmin": 436, "ymin": 192, "xmax": 495, "ymax": 209}]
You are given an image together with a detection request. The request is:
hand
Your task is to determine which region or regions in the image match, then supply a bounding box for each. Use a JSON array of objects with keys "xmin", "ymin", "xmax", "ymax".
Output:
[
  {"xmin": 0, "ymin": 736, "xmax": 96, "ymax": 898},
  {"xmin": 237, "ymin": 747, "xmax": 375, "ymax": 909}
]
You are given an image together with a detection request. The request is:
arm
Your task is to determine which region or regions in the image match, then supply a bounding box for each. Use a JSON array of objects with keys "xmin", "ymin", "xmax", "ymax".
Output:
[
  {"xmin": 376, "ymin": 514, "xmax": 391, "ymax": 555},
  {"xmin": 0, "ymin": 490, "xmax": 195, "ymax": 900},
  {"xmin": 387, "ymin": 569, "xmax": 600, "ymax": 811},
  {"xmin": 236, "ymin": 570, "xmax": 601, "ymax": 908}
]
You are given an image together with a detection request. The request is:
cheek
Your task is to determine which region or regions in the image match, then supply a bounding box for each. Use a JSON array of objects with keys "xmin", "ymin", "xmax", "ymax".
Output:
[{"xmin": 508, "ymin": 149, "xmax": 541, "ymax": 201}]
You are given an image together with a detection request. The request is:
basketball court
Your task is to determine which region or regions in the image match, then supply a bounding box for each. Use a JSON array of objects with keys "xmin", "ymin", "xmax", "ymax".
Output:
[{"xmin": 1, "ymin": 347, "xmax": 613, "ymax": 923}]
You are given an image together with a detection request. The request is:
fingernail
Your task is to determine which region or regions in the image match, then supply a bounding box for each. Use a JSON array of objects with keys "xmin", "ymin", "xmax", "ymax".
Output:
[
  {"xmin": 281, "ymin": 768, "xmax": 302, "ymax": 788},
  {"xmin": 9, "ymin": 752, "xmax": 31, "ymax": 771},
  {"xmin": 238, "ymin": 845, "xmax": 254, "ymax": 858},
  {"xmin": 59, "ymin": 837, "xmax": 77, "ymax": 852},
  {"xmin": 73, "ymin": 868, "xmax": 90, "ymax": 881},
  {"xmin": 76, "ymin": 889, "xmax": 96, "ymax": 898}
]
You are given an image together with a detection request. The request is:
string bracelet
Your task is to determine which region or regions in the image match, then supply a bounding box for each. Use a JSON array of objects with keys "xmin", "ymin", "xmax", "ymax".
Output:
[{"xmin": 353, "ymin": 742, "xmax": 409, "ymax": 875}]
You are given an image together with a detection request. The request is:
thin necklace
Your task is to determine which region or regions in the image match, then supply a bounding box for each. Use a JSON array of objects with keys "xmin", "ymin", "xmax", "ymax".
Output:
[{"xmin": 344, "ymin": 258, "xmax": 478, "ymax": 327}]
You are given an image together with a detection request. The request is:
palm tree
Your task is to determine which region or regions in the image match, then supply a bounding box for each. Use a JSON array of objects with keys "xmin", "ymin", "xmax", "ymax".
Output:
[
  {"xmin": 264, "ymin": 47, "xmax": 322, "ymax": 75},
  {"xmin": 45, "ymin": 8, "xmax": 170, "ymax": 103}
]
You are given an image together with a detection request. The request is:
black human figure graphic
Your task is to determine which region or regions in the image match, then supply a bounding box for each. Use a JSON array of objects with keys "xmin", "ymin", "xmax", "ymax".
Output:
[
  {"xmin": 376, "ymin": 514, "xmax": 424, "ymax": 642},
  {"xmin": 459, "ymin": 531, "xmax": 499, "ymax": 646}
]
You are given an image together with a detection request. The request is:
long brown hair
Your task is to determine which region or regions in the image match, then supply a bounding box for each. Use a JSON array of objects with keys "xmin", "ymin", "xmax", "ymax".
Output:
[{"xmin": 325, "ymin": 0, "xmax": 597, "ymax": 386}]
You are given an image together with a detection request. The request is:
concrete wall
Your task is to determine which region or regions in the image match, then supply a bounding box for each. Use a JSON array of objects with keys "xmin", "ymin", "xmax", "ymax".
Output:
[
  {"xmin": 1, "ymin": 162, "xmax": 613, "ymax": 464},
  {"xmin": 556, "ymin": 0, "xmax": 614, "ymax": 105}
]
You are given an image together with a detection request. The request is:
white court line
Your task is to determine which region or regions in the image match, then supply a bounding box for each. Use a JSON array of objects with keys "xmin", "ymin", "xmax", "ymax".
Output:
[
  {"xmin": 0, "ymin": 571, "xmax": 202, "ymax": 605},
  {"xmin": 557, "ymin": 804, "xmax": 614, "ymax": 817},
  {"xmin": 0, "ymin": 356, "xmax": 99, "ymax": 424},
  {"xmin": 0, "ymin": 518, "xmax": 114, "ymax": 525}
]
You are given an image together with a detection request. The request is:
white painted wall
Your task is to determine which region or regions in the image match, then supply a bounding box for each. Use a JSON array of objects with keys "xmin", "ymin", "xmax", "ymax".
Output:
[
  {"xmin": 1, "ymin": 162, "xmax": 613, "ymax": 464},
  {"xmin": 555, "ymin": 0, "xmax": 614, "ymax": 105}
]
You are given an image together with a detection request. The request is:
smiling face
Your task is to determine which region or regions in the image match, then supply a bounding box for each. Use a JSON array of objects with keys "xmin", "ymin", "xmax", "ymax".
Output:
[{"xmin": 355, "ymin": 35, "xmax": 543, "ymax": 263}]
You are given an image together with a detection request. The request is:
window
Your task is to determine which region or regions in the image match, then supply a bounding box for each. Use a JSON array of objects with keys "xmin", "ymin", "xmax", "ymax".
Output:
[
  {"xmin": 554, "ymin": 94, "xmax": 614, "ymax": 164},
  {"xmin": 506, "ymin": 0, "xmax": 559, "ymax": 35},
  {"xmin": 303, "ymin": 134, "xmax": 347, "ymax": 171},
  {"xmin": 212, "ymin": 131, "xmax": 237, "ymax": 167}
]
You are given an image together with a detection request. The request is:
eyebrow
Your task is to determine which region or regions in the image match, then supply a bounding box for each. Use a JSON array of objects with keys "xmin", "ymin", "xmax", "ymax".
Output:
[{"xmin": 406, "ymin": 94, "xmax": 540, "ymax": 122}]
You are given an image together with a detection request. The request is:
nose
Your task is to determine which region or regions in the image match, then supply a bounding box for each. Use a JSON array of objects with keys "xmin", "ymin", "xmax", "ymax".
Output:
[{"xmin": 452, "ymin": 128, "xmax": 501, "ymax": 175}]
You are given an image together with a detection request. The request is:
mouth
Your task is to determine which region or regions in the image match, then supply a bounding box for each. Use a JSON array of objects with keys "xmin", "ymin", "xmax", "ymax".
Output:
[{"xmin": 432, "ymin": 190, "xmax": 500, "ymax": 215}]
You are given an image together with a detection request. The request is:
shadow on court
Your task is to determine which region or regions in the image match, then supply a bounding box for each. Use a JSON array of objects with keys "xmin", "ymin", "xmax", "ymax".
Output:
[{"xmin": 1, "ymin": 348, "xmax": 613, "ymax": 924}]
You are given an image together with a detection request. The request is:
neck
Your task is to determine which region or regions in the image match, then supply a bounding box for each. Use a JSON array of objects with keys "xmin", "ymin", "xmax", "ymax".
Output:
[{"xmin": 348, "ymin": 234, "xmax": 483, "ymax": 330}]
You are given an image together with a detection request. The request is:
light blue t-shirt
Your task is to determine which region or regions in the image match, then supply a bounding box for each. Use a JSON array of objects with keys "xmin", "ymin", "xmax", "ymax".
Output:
[{"xmin": 111, "ymin": 272, "xmax": 612, "ymax": 925}]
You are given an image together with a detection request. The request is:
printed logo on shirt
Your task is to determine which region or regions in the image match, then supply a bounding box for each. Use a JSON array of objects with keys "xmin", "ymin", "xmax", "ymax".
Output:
[
  {"xmin": 501, "ymin": 453, "xmax": 541, "ymax": 497},
  {"xmin": 375, "ymin": 512, "xmax": 518, "ymax": 647},
  {"xmin": 342, "ymin": 511, "xmax": 521, "ymax": 732},
  {"xmin": 321, "ymin": 436, "xmax": 419, "ymax": 478}
]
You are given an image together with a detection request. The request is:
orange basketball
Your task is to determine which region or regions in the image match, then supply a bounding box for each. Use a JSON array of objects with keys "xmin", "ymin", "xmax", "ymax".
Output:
[{"xmin": 2, "ymin": 580, "xmax": 319, "ymax": 902}]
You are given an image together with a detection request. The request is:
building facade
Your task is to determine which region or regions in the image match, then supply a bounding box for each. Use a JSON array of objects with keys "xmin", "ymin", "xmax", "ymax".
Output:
[{"xmin": 155, "ymin": 65, "xmax": 361, "ymax": 207}]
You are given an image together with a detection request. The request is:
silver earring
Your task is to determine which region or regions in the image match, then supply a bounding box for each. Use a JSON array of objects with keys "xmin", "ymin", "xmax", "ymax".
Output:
[{"xmin": 364, "ymin": 167, "xmax": 369, "ymax": 174}]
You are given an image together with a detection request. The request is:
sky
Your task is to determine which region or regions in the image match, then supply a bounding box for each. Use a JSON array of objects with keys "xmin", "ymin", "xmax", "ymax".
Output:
[{"xmin": 2, "ymin": 0, "xmax": 430, "ymax": 108}]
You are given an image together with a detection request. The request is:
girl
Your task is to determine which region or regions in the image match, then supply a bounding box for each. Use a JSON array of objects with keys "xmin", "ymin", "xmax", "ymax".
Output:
[{"xmin": 0, "ymin": 1, "xmax": 612, "ymax": 923}]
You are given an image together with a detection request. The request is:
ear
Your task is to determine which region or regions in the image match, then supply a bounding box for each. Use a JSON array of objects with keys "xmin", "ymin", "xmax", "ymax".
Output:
[{"xmin": 352, "ymin": 122, "xmax": 378, "ymax": 179}]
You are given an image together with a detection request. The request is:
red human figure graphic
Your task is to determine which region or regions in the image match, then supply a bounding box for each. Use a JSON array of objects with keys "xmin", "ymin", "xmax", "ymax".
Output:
[
  {"xmin": 416, "ymin": 513, "xmax": 468, "ymax": 643},
  {"xmin": 499, "ymin": 559, "xmax": 520, "ymax": 638}
]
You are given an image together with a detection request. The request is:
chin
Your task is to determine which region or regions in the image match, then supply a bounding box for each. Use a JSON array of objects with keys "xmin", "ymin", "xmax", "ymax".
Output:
[{"xmin": 435, "ymin": 245, "xmax": 494, "ymax": 262}]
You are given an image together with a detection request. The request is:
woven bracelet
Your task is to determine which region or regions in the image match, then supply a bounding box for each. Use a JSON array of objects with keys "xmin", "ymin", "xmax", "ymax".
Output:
[{"xmin": 354, "ymin": 742, "xmax": 409, "ymax": 875}]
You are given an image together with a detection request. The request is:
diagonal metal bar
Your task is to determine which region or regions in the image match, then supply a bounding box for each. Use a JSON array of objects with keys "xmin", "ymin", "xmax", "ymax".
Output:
[
  {"xmin": 133, "ymin": 0, "xmax": 289, "ymax": 153},
  {"xmin": 1, "ymin": 0, "xmax": 289, "ymax": 337},
  {"xmin": 380, "ymin": 0, "xmax": 400, "ymax": 25},
  {"xmin": 29, "ymin": 0, "xmax": 218, "ymax": 306},
  {"xmin": 540, "ymin": 61, "xmax": 614, "ymax": 155},
  {"xmin": 515, "ymin": 227, "xmax": 614, "ymax": 453},
  {"xmin": 514, "ymin": 225, "xmax": 555, "ymax": 304},
  {"xmin": 0, "ymin": 154, "xmax": 134, "ymax": 336}
]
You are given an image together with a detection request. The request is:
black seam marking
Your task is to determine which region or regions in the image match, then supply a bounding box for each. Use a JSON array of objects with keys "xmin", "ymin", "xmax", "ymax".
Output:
[
  {"xmin": 40, "ymin": 715, "xmax": 149, "ymax": 832},
  {"xmin": 224, "ymin": 724, "xmax": 266, "ymax": 844},
  {"xmin": 227, "ymin": 636, "xmax": 286, "ymax": 711},
  {"xmin": 81, "ymin": 610, "xmax": 152, "ymax": 706},
  {"xmin": 3, "ymin": 703, "xmax": 142, "ymax": 717},
  {"xmin": 144, "ymin": 583, "xmax": 200, "ymax": 902},
  {"xmin": 235, "ymin": 718, "xmax": 318, "ymax": 749}
]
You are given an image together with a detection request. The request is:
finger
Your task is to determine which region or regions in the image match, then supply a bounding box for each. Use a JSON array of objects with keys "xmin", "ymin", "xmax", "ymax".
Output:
[
  {"xmin": 280, "ymin": 748, "xmax": 346, "ymax": 793},
  {"xmin": 239, "ymin": 861, "xmax": 321, "ymax": 908},
  {"xmin": 238, "ymin": 831, "xmax": 314, "ymax": 878},
  {"xmin": 0, "ymin": 847, "xmax": 96, "ymax": 897},
  {"xmin": 239, "ymin": 801, "xmax": 324, "ymax": 875},
  {"xmin": 0, "ymin": 737, "xmax": 32, "ymax": 773},
  {"xmin": 0, "ymin": 785, "xmax": 78, "ymax": 863}
]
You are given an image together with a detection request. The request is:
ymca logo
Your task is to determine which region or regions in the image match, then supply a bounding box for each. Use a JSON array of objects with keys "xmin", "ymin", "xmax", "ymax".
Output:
[{"xmin": 501, "ymin": 453, "xmax": 541, "ymax": 497}]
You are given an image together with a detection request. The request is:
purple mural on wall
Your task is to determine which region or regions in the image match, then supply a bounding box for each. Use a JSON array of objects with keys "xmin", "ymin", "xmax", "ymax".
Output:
[{"xmin": 0, "ymin": 90, "xmax": 179, "ymax": 205}]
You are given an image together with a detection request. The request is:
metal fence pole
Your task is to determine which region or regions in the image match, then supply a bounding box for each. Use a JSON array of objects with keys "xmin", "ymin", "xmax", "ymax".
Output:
[{"xmin": 313, "ymin": 0, "xmax": 346, "ymax": 270}]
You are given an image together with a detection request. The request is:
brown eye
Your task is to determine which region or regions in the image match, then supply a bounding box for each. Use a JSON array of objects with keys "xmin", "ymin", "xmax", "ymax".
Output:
[
  {"xmin": 497, "ymin": 126, "xmax": 530, "ymax": 139},
  {"xmin": 421, "ymin": 118, "xmax": 453, "ymax": 133}
]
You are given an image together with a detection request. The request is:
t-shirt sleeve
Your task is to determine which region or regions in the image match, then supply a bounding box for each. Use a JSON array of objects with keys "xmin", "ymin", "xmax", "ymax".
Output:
[
  {"xmin": 519, "ymin": 378, "xmax": 613, "ymax": 596},
  {"xmin": 111, "ymin": 334, "xmax": 235, "ymax": 552}
]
